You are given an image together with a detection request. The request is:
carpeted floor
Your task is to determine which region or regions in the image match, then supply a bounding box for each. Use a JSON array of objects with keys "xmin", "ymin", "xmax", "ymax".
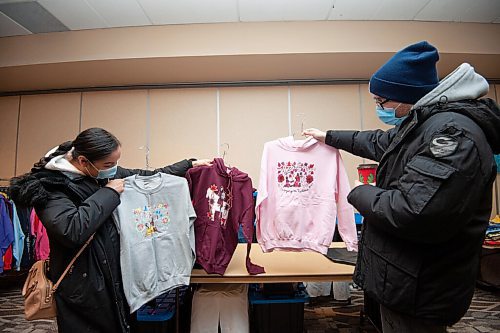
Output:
[
  {"xmin": 1, "ymin": 281, "xmax": 499, "ymax": 332},
  {"xmin": 304, "ymin": 287, "xmax": 500, "ymax": 333}
]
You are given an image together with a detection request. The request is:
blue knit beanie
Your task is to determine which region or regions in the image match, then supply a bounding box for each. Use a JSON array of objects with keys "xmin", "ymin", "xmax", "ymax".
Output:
[{"xmin": 369, "ymin": 41, "xmax": 439, "ymax": 104}]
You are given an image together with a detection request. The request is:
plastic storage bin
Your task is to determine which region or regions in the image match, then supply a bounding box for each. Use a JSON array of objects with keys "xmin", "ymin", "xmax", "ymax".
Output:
[
  {"xmin": 135, "ymin": 287, "xmax": 189, "ymax": 333},
  {"xmin": 249, "ymin": 284, "xmax": 309, "ymax": 333}
]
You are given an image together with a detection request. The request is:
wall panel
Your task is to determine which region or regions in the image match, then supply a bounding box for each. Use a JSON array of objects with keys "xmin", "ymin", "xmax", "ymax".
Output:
[
  {"xmin": 290, "ymin": 85, "xmax": 363, "ymax": 186},
  {"xmin": 81, "ymin": 90, "xmax": 147, "ymax": 169},
  {"xmin": 219, "ymin": 86, "xmax": 289, "ymax": 183},
  {"xmin": 149, "ymin": 88, "xmax": 218, "ymax": 168},
  {"xmin": 17, "ymin": 93, "xmax": 80, "ymax": 175},
  {"xmin": 0, "ymin": 96, "xmax": 19, "ymax": 179}
]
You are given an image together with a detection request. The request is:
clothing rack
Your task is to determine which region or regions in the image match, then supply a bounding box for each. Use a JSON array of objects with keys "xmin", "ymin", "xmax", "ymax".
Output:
[
  {"xmin": 0, "ymin": 179, "xmax": 35, "ymax": 281},
  {"xmin": 0, "ymin": 179, "xmax": 11, "ymax": 196},
  {"xmin": 0, "ymin": 179, "xmax": 10, "ymax": 196}
]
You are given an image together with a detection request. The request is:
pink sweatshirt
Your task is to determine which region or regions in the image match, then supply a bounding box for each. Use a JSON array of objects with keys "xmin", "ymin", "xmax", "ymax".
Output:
[{"xmin": 256, "ymin": 136, "xmax": 358, "ymax": 254}]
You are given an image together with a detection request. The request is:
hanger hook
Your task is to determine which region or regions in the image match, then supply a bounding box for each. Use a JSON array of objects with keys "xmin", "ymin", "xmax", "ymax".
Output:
[
  {"xmin": 220, "ymin": 143, "xmax": 229, "ymax": 160},
  {"xmin": 293, "ymin": 113, "xmax": 306, "ymax": 138},
  {"xmin": 138, "ymin": 146, "xmax": 151, "ymax": 170}
]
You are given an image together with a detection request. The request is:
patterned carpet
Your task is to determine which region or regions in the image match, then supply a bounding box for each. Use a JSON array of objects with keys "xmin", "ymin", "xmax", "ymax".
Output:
[
  {"xmin": 1, "ymin": 279, "xmax": 499, "ymax": 332},
  {"xmin": 304, "ymin": 287, "xmax": 500, "ymax": 333}
]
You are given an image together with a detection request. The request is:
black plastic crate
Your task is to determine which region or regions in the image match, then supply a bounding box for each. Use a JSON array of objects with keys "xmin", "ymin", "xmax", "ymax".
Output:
[{"xmin": 249, "ymin": 284, "xmax": 309, "ymax": 333}]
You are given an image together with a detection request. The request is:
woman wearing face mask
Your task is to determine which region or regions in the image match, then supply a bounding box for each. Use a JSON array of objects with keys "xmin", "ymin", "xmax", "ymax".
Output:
[
  {"xmin": 303, "ymin": 41, "xmax": 500, "ymax": 332},
  {"xmin": 10, "ymin": 127, "xmax": 211, "ymax": 333}
]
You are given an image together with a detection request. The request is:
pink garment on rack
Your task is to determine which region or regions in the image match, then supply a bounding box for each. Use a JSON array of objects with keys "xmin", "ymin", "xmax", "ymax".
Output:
[{"xmin": 30, "ymin": 209, "xmax": 50, "ymax": 260}]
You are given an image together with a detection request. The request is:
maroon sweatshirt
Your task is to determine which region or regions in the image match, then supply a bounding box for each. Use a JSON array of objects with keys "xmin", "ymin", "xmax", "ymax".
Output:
[{"xmin": 186, "ymin": 158, "xmax": 265, "ymax": 275}]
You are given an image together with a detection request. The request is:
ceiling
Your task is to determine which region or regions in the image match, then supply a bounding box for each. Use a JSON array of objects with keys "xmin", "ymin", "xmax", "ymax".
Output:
[{"xmin": 0, "ymin": 0, "xmax": 499, "ymax": 38}]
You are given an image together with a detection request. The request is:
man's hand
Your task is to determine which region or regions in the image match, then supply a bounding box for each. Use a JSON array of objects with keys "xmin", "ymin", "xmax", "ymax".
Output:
[
  {"xmin": 192, "ymin": 159, "xmax": 213, "ymax": 168},
  {"xmin": 302, "ymin": 128, "xmax": 327, "ymax": 143},
  {"xmin": 106, "ymin": 179, "xmax": 125, "ymax": 193}
]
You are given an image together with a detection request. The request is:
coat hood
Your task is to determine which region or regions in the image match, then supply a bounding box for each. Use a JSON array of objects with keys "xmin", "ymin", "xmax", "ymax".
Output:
[
  {"xmin": 9, "ymin": 169, "xmax": 68, "ymax": 209},
  {"xmin": 412, "ymin": 62, "xmax": 500, "ymax": 153},
  {"xmin": 45, "ymin": 152, "xmax": 85, "ymax": 175},
  {"xmin": 213, "ymin": 157, "xmax": 250, "ymax": 182},
  {"xmin": 277, "ymin": 136, "xmax": 318, "ymax": 151},
  {"xmin": 413, "ymin": 63, "xmax": 489, "ymax": 109}
]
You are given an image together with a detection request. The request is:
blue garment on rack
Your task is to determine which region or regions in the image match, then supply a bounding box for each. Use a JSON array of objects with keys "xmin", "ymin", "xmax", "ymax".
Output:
[
  {"xmin": 10, "ymin": 201, "xmax": 25, "ymax": 271},
  {"xmin": 0, "ymin": 199, "xmax": 14, "ymax": 273},
  {"xmin": 16, "ymin": 206, "xmax": 33, "ymax": 269},
  {"xmin": 495, "ymin": 154, "xmax": 500, "ymax": 173}
]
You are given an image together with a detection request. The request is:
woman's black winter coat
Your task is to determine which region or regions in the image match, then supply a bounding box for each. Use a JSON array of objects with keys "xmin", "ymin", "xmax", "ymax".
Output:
[{"xmin": 10, "ymin": 160, "xmax": 193, "ymax": 333}]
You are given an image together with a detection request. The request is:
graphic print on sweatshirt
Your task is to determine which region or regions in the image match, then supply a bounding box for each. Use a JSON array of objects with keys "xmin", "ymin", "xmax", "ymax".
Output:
[
  {"xmin": 206, "ymin": 184, "xmax": 230, "ymax": 227},
  {"xmin": 277, "ymin": 161, "xmax": 315, "ymax": 192},
  {"xmin": 133, "ymin": 203, "xmax": 170, "ymax": 238}
]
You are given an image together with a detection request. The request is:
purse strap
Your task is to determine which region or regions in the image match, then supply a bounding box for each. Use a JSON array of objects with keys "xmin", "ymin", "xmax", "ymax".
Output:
[{"xmin": 52, "ymin": 233, "xmax": 95, "ymax": 292}]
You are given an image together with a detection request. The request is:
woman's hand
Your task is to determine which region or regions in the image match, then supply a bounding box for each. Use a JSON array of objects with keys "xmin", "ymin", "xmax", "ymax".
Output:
[
  {"xmin": 302, "ymin": 128, "xmax": 326, "ymax": 143},
  {"xmin": 192, "ymin": 159, "xmax": 213, "ymax": 168},
  {"xmin": 106, "ymin": 179, "xmax": 125, "ymax": 193}
]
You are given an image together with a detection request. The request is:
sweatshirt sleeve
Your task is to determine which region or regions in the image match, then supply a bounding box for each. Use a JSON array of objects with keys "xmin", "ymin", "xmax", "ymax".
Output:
[
  {"xmin": 10, "ymin": 202, "xmax": 25, "ymax": 270},
  {"xmin": 185, "ymin": 168, "xmax": 195, "ymax": 197},
  {"xmin": 0, "ymin": 200, "xmax": 14, "ymax": 272},
  {"xmin": 335, "ymin": 151, "xmax": 358, "ymax": 252},
  {"xmin": 186, "ymin": 184, "xmax": 197, "ymax": 267},
  {"xmin": 240, "ymin": 178, "xmax": 265, "ymax": 274},
  {"xmin": 255, "ymin": 143, "xmax": 269, "ymax": 239}
]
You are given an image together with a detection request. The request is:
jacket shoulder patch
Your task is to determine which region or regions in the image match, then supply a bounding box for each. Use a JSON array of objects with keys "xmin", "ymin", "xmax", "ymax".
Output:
[{"xmin": 430, "ymin": 135, "xmax": 458, "ymax": 157}]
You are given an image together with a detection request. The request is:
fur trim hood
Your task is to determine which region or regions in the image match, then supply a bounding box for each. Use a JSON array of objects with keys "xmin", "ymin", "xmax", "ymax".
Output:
[{"xmin": 9, "ymin": 170, "xmax": 69, "ymax": 209}]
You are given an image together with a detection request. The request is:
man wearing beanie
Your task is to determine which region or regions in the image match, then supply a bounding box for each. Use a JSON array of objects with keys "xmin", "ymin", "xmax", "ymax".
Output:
[{"xmin": 304, "ymin": 41, "xmax": 500, "ymax": 332}]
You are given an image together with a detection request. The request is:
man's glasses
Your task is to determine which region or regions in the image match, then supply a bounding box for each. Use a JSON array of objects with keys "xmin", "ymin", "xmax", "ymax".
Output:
[{"xmin": 375, "ymin": 98, "xmax": 390, "ymax": 110}]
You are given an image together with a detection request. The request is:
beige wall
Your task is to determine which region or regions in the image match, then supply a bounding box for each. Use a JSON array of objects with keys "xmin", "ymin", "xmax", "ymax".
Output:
[
  {"xmin": 81, "ymin": 90, "xmax": 148, "ymax": 169},
  {"xmin": 290, "ymin": 85, "xmax": 363, "ymax": 184},
  {"xmin": 1, "ymin": 84, "xmax": 499, "ymax": 190},
  {"xmin": 149, "ymin": 88, "xmax": 218, "ymax": 168},
  {"xmin": 0, "ymin": 84, "xmax": 378, "ymax": 182},
  {"xmin": 219, "ymin": 86, "xmax": 289, "ymax": 184},
  {"xmin": 16, "ymin": 93, "xmax": 80, "ymax": 175},
  {"xmin": 0, "ymin": 96, "xmax": 19, "ymax": 179}
]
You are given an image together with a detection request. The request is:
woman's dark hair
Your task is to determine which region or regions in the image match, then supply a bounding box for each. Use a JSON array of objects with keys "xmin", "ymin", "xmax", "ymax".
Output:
[{"xmin": 33, "ymin": 128, "xmax": 120, "ymax": 171}]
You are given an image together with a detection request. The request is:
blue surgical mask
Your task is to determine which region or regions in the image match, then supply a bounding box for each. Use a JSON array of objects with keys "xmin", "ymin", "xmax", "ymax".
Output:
[
  {"xmin": 95, "ymin": 165, "xmax": 118, "ymax": 179},
  {"xmin": 376, "ymin": 105, "xmax": 407, "ymax": 126},
  {"xmin": 87, "ymin": 160, "xmax": 118, "ymax": 179}
]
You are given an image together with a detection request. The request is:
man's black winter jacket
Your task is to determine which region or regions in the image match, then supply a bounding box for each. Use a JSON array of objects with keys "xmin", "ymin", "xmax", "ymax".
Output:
[{"xmin": 326, "ymin": 98, "xmax": 500, "ymax": 325}]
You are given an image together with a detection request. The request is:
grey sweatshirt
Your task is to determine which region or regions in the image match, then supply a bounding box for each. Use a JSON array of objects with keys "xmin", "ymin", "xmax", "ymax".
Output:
[{"xmin": 112, "ymin": 173, "xmax": 196, "ymax": 313}]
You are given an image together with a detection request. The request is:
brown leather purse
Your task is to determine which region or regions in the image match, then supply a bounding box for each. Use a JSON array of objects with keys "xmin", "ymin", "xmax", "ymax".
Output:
[{"xmin": 22, "ymin": 234, "xmax": 94, "ymax": 320}]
